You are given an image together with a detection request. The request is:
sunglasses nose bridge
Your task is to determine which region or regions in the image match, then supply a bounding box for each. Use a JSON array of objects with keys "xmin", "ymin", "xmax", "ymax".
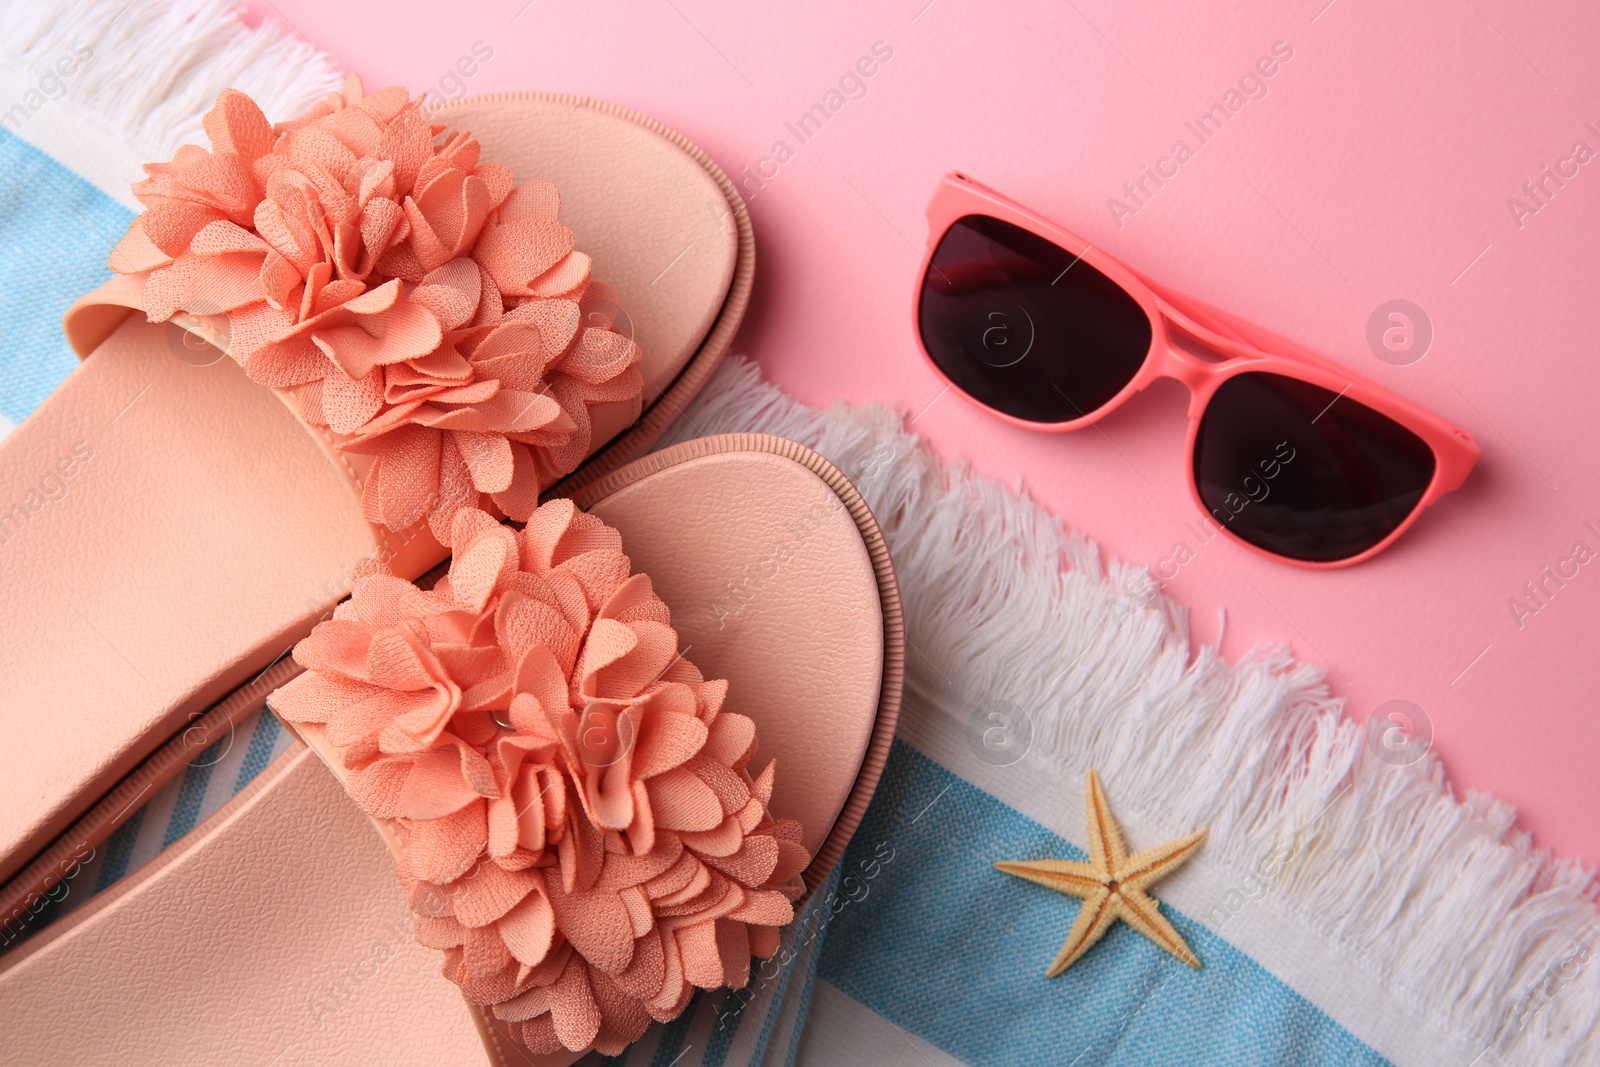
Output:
[{"xmin": 1148, "ymin": 337, "xmax": 1216, "ymax": 396}]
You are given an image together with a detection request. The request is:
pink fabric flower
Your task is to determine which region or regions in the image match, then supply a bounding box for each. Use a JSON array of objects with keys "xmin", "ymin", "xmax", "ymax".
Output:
[
  {"xmin": 270, "ymin": 503, "xmax": 810, "ymax": 1056},
  {"xmin": 110, "ymin": 77, "xmax": 643, "ymax": 545}
]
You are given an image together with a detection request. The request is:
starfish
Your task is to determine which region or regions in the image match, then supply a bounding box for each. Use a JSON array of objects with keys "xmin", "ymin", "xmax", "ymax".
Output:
[{"xmin": 996, "ymin": 769, "xmax": 1207, "ymax": 976}]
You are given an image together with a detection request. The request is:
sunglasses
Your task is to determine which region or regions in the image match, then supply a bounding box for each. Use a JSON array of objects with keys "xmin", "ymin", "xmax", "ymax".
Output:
[{"xmin": 914, "ymin": 173, "xmax": 1480, "ymax": 567}]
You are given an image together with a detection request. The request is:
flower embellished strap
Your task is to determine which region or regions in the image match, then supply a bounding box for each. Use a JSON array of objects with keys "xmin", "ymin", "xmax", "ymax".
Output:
[
  {"xmin": 268, "ymin": 502, "xmax": 810, "ymax": 1056},
  {"xmin": 106, "ymin": 77, "xmax": 644, "ymax": 548}
]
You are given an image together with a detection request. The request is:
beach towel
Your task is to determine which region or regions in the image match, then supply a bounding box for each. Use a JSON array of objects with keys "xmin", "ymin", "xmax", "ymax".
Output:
[{"xmin": 3, "ymin": 3, "xmax": 1597, "ymax": 1064}]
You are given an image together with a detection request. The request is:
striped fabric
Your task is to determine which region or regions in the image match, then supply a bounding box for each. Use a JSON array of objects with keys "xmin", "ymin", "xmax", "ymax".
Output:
[
  {"xmin": 0, "ymin": 131, "xmax": 128, "ymax": 428},
  {"xmin": 0, "ymin": 120, "xmax": 831, "ymax": 1067},
  {"xmin": 0, "ymin": 128, "xmax": 1434, "ymax": 1067},
  {"xmin": 811, "ymin": 742, "xmax": 1387, "ymax": 1066},
  {"xmin": 8, "ymin": 12, "xmax": 1593, "ymax": 1063}
]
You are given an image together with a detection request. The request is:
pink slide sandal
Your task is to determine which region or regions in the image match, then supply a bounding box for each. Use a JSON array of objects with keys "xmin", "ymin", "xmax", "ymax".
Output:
[
  {"xmin": 0, "ymin": 433, "xmax": 902, "ymax": 1065},
  {"xmin": 0, "ymin": 79, "xmax": 753, "ymax": 889}
]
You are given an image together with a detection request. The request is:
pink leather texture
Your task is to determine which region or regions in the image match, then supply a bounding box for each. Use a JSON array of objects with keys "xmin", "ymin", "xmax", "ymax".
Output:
[
  {"xmin": 0, "ymin": 439, "xmax": 891, "ymax": 1066},
  {"xmin": 0, "ymin": 318, "xmax": 373, "ymax": 887},
  {"xmin": 244, "ymin": 0, "xmax": 1600, "ymax": 859},
  {"xmin": 280, "ymin": 498, "xmax": 821, "ymax": 1056},
  {"xmin": 0, "ymin": 97, "xmax": 742, "ymax": 889},
  {"xmin": 587, "ymin": 450, "xmax": 885, "ymax": 857},
  {"xmin": 426, "ymin": 97, "xmax": 739, "ymax": 449},
  {"xmin": 0, "ymin": 743, "xmax": 486, "ymax": 1066}
]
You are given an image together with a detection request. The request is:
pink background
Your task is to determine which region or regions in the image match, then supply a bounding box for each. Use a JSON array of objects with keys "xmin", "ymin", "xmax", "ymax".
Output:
[{"xmin": 246, "ymin": 0, "xmax": 1600, "ymax": 862}]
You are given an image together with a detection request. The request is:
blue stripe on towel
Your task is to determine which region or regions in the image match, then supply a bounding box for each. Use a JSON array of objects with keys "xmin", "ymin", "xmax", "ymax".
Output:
[
  {"xmin": 160, "ymin": 741, "xmax": 223, "ymax": 848},
  {"xmin": 817, "ymin": 741, "xmax": 1389, "ymax": 1067},
  {"xmin": 702, "ymin": 996, "xmax": 741, "ymax": 1067},
  {"xmin": 234, "ymin": 710, "xmax": 284, "ymax": 791},
  {"xmin": 702, "ymin": 862, "xmax": 841, "ymax": 1067},
  {"xmin": 0, "ymin": 132, "xmax": 130, "ymax": 424},
  {"xmin": 650, "ymin": 1000, "xmax": 699, "ymax": 1066},
  {"xmin": 741, "ymin": 892, "xmax": 817, "ymax": 1066},
  {"xmin": 779, "ymin": 943, "xmax": 824, "ymax": 1067},
  {"xmin": 768, "ymin": 864, "xmax": 835, "ymax": 1067},
  {"xmin": 92, "ymin": 807, "xmax": 144, "ymax": 892}
]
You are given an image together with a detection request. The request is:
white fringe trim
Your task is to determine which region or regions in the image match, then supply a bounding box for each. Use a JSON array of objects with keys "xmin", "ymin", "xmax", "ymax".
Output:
[
  {"xmin": 0, "ymin": 0, "xmax": 342, "ymax": 205},
  {"xmin": 4, "ymin": 2, "xmax": 1592, "ymax": 1048},
  {"xmin": 662, "ymin": 357, "xmax": 1600, "ymax": 1066}
]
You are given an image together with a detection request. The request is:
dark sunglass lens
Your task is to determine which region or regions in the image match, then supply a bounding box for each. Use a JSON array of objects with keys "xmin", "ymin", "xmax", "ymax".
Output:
[
  {"xmin": 1193, "ymin": 372, "xmax": 1437, "ymax": 562},
  {"xmin": 918, "ymin": 214, "xmax": 1152, "ymax": 423}
]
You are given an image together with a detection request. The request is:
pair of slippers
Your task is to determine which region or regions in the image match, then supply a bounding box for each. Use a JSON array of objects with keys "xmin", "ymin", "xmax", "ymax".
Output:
[{"xmin": 0, "ymin": 82, "xmax": 902, "ymax": 1065}]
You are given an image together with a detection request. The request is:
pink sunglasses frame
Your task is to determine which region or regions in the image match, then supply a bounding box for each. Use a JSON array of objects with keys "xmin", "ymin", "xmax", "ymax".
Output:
[{"xmin": 913, "ymin": 172, "xmax": 1481, "ymax": 569}]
